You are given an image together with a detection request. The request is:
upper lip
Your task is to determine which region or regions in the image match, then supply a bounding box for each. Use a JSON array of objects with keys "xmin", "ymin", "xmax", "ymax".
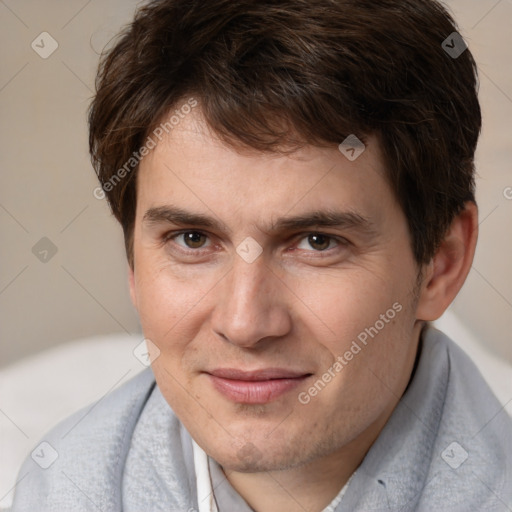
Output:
[{"xmin": 207, "ymin": 368, "xmax": 312, "ymax": 381}]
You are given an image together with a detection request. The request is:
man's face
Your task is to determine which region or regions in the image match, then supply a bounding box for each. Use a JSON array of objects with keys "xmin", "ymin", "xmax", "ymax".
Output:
[{"xmin": 130, "ymin": 108, "xmax": 424, "ymax": 472}]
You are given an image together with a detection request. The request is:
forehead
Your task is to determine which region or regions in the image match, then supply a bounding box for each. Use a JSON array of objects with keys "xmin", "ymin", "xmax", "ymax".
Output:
[{"xmin": 136, "ymin": 107, "xmax": 396, "ymax": 227}]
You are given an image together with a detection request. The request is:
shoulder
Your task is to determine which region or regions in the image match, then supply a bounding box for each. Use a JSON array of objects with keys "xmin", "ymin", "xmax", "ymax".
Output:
[
  {"xmin": 429, "ymin": 326, "xmax": 511, "ymax": 435},
  {"xmin": 421, "ymin": 327, "xmax": 512, "ymax": 510},
  {"xmin": 10, "ymin": 368, "xmax": 156, "ymax": 512}
]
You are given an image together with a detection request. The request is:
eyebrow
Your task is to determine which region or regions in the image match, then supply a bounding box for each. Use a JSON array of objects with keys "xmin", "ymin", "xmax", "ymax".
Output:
[{"xmin": 142, "ymin": 205, "xmax": 376, "ymax": 237}]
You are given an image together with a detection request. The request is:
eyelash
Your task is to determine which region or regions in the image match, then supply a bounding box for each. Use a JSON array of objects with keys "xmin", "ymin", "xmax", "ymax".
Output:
[{"xmin": 163, "ymin": 230, "xmax": 348, "ymax": 256}]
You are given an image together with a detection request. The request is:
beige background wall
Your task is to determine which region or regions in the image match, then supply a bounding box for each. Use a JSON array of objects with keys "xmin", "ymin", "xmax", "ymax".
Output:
[{"xmin": 1, "ymin": 0, "xmax": 511, "ymax": 368}]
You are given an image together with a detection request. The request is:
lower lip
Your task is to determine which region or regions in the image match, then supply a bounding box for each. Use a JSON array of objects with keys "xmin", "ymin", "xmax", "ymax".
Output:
[{"xmin": 207, "ymin": 374, "xmax": 309, "ymax": 404}]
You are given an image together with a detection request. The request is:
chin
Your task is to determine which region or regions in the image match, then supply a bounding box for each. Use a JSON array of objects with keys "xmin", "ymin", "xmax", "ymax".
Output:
[{"xmin": 205, "ymin": 435, "xmax": 314, "ymax": 473}]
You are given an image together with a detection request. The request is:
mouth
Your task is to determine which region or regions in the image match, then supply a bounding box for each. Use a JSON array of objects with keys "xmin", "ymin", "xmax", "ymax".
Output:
[{"xmin": 205, "ymin": 368, "xmax": 313, "ymax": 404}]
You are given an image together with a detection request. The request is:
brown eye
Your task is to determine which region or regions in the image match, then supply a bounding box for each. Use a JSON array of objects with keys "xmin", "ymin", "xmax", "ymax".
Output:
[
  {"xmin": 181, "ymin": 231, "xmax": 208, "ymax": 249},
  {"xmin": 305, "ymin": 233, "xmax": 333, "ymax": 251},
  {"xmin": 167, "ymin": 231, "xmax": 211, "ymax": 251}
]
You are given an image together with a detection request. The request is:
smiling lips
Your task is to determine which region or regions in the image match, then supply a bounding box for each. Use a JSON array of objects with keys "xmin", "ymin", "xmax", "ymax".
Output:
[{"xmin": 206, "ymin": 368, "xmax": 312, "ymax": 404}]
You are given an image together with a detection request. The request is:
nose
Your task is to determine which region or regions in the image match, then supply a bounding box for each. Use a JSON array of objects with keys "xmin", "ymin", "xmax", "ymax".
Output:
[{"xmin": 210, "ymin": 255, "xmax": 292, "ymax": 349}]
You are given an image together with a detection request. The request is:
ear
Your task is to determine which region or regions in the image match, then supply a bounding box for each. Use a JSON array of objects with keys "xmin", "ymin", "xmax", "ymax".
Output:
[
  {"xmin": 416, "ymin": 201, "xmax": 478, "ymax": 321},
  {"xmin": 128, "ymin": 264, "xmax": 137, "ymax": 309}
]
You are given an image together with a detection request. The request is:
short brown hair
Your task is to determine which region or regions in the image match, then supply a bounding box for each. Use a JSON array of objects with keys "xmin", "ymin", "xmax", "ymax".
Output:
[{"xmin": 89, "ymin": 0, "xmax": 481, "ymax": 268}]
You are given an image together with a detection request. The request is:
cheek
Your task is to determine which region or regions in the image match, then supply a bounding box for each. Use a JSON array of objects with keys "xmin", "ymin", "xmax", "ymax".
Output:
[
  {"xmin": 291, "ymin": 265, "xmax": 404, "ymax": 339},
  {"xmin": 134, "ymin": 267, "xmax": 208, "ymax": 408},
  {"xmin": 132, "ymin": 257, "xmax": 210, "ymax": 353},
  {"xmin": 296, "ymin": 302, "xmax": 413, "ymax": 439},
  {"xmin": 292, "ymin": 267, "xmax": 413, "ymax": 391}
]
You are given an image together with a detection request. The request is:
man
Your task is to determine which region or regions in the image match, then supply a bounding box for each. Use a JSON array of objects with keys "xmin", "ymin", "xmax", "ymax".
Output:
[{"xmin": 11, "ymin": 0, "xmax": 512, "ymax": 510}]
